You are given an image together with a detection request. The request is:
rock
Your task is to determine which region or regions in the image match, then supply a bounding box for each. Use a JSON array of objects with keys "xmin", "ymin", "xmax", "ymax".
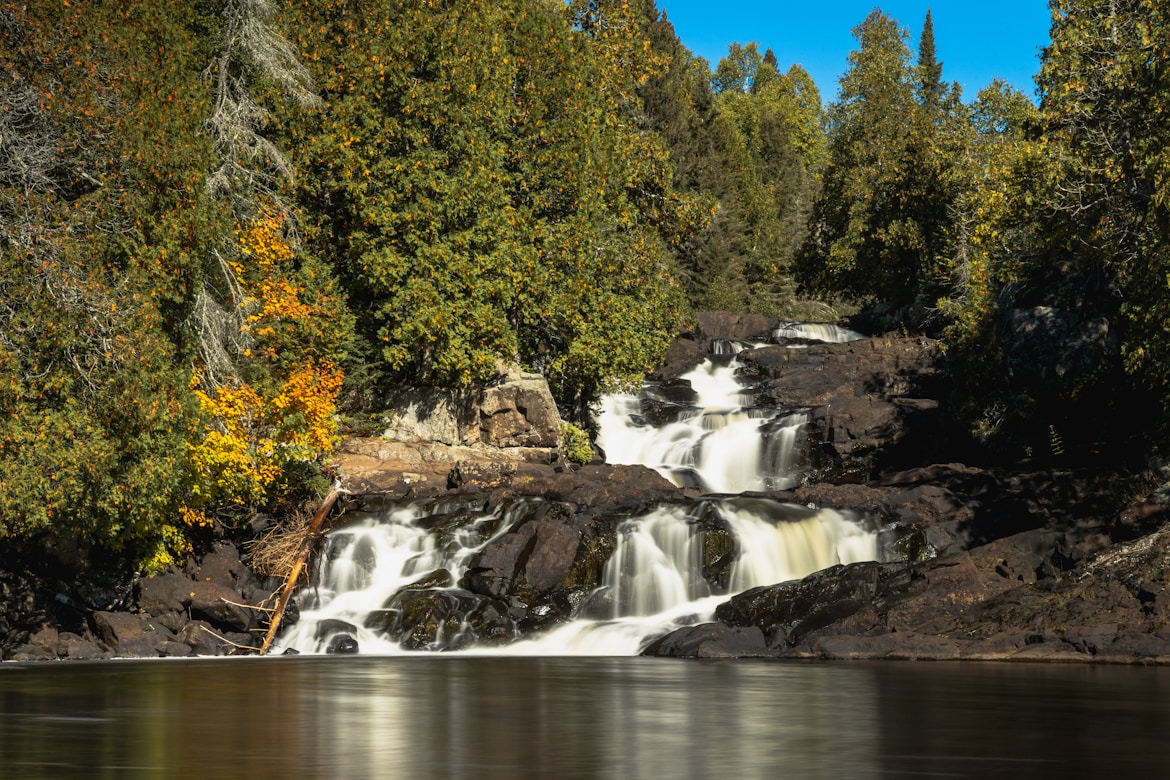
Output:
[
  {"xmin": 136, "ymin": 572, "xmax": 193, "ymax": 617},
  {"xmin": 380, "ymin": 364, "xmax": 562, "ymax": 450},
  {"xmin": 1002, "ymin": 307, "xmax": 1118, "ymax": 388},
  {"xmin": 642, "ymin": 623, "xmax": 774, "ymax": 658},
  {"xmin": 91, "ymin": 611, "xmax": 179, "ymax": 658},
  {"xmin": 58, "ymin": 632, "xmax": 110, "ymax": 660},
  {"xmin": 478, "ymin": 367, "xmax": 562, "ymax": 448},
  {"xmin": 326, "ymin": 634, "xmax": 360, "ymax": 654},
  {"xmin": 189, "ymin": 580, "xmax": 255, "ymax": 634},
  {"xmin": 461, "ymin": 502, "xmax": 584, "ymax": 600},
  {"xmin": 652, "ymin": 311, "xmax": 777, "ymax": 379},
  {"xmin": 368, "ymin": 588, "xmax": 514, "ymax": 650},
  {"xmin": 735, "ymin": 336, "xmax": 946, "ymax": 479}
]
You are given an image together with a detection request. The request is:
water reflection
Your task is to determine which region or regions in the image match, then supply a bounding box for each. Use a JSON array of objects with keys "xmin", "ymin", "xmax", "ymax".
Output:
[{"xmin": 0, "ymin": 658, "xmax": 1167, "ymax": 778}]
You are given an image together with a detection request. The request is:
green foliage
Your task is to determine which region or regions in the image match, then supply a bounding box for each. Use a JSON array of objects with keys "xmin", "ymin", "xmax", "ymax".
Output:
[
  {"xmin": 0, "ymin": 0, "xmax": 346, "ymax": 564},
  {"xmin": 796, "ymin": 9, "xmax": 966, "ymax": 316},
  {"xmin": 289, "ymin": 0, "xmax": 689, "ymax": 418},
  {"xmin": 560, "ymin": 422, "xmax": 593, "ymax": 465},
  {"xmin": 1039, "ymin": 0, "xmax": 1170, "ymax": 434},
  {"xmin": 0, "ymin": 2, "xmax": 220, "ymax": 552},
  {"xmin": 637, "ymin": 25, "xmax": 824, "ymax": 318}
]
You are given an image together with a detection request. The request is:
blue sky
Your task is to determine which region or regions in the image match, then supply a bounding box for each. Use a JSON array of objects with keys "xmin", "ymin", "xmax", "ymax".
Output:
[{"xmin": 654, "ymin": 2, "xmax": 1053, "ymax": 102}]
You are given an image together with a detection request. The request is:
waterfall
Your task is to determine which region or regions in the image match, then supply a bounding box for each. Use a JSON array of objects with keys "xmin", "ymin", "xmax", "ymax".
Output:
[
  {"xmin": 274, "ymin": 498, "xmax": 879, "ymax": 656},
  {"xmin": 274, "ymin": 322, "xmax": 883, "ymax": 656},
  {"xmin": 596, "ymin": 356, "xmax": 808, "ymax": 493},
  {"xmin": 772, "ymin": 321, "xmax": 865, "ymax": 344}
]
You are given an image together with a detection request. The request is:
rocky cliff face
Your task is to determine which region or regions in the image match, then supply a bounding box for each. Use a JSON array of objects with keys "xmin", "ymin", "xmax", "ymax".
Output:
[{"xmin": 339, "ymin": 364, "xmax": 567, "ymax": 497}]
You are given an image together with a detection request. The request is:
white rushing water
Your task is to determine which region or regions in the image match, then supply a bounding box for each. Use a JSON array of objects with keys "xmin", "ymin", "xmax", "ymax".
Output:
[
  {"xmin": 596, "ymin": 356, "xmax": 808, "ymax": 493},
  {"xmin": 275, "ymin": 498, "xmax": 878, "ymax": 656}
]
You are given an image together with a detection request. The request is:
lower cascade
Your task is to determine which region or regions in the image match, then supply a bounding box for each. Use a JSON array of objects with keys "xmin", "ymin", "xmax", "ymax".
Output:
[{"xmin": 274, "ymin": 497, "xmax": 881, "ymax": 656}]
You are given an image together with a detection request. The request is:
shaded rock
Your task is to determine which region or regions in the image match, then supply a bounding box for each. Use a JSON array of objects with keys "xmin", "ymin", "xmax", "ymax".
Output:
[
  {"xmin": 136, "ymin": 572, "xmax": 193, "ymax": 617},
  {"xmin": 1002, "ymin": 307, "xmax": 1118, "ymax": 389},
  {"xmin": 189, "ymin": 580, "xmax": 255, "ymax": 634},
  {"xmin": 326, "ymin": 634, "xmax": 360, "ymax": 654},
  {"xmin": 91, "ymin": 611, "xmax": 179, "ymax": 658},
  {"xmin": 179, "ymin": 620, "xmax": 229, "ymax": 656},
  {"xmin": 715, "ymin": 561, "xmax": 896, "ymax": 647},
  {"xmin": 642, "ymin": 623, "xmax": 774, "ymax": 658},
  {"xmin": 58, "ymin": 632, "xmax": 110, "ymax": 660},
  {"xmin": 511, "ymin": 464, "xmax": 682, "ymax": 511}
]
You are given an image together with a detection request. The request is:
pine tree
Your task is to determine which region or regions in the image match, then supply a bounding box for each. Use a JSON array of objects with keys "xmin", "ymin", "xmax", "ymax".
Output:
[
  {"xmin": 1039, "ymin": 0, "xmax": 1170, "ymax": 434},
  {"xmin": 797, "ymin": 9, "xmax": 965, "ymax": 319}
]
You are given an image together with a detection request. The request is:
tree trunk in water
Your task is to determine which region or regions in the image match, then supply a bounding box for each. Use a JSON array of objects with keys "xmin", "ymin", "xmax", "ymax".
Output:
[{"xmin": 258, "ymin": 487, "xmax": 342, "ymax": 655}]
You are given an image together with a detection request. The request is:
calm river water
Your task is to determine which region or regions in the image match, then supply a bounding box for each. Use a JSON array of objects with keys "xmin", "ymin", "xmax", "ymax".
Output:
[{"xmin": 0, "ymin": 657, "xmax": 1167, "ymax": 779}]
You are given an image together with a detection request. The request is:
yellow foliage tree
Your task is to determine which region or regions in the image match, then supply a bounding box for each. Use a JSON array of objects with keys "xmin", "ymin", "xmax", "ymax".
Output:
[{"xmin": 184, "ymin": 213, "xmax": 345, "ymax": 524}]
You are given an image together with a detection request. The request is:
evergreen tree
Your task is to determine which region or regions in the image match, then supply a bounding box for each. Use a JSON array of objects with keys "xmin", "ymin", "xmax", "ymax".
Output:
[
  {"xmin": 796, "ymin": 9, "xmax": 964, "ymax": 318},
  {"xmin": 0, "ymin": 2, "xmax": 220, "ymax": 555},
  {"xmin": 916, "ymin": 9, "xmax": 945, "ymax": 111},
  {"xmin": 288, "ymin": 0, "xmax": 689, "ymax": 421},
  {"xmin": 1039, "ymin": 0, "xmax": 1170, "ymax": 435}
]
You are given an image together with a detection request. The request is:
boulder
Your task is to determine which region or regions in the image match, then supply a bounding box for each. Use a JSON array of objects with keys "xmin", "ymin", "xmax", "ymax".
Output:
[
  {"xmin": 380, "ymin": 364, "xmax": 562, "ymax": 450},
  {"xmin": 642, "ymin": 623, "xmax": 774, "ymax": 658},
  {"xmin": 91, "ymin": 611, "xmax": 182, "ymax": 658},
  {"xmin": 478, "ymin": 367, "xmax": 562, "ymax": 448}
]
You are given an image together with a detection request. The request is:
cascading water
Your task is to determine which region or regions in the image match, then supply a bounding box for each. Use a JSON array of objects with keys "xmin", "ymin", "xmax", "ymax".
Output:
[
  {"xmin": 595, "ymin": 323, "xmax": 864, "ymax": 492},
  {"xmin": 596, "ymin": 352, "xmax": 808, "ymax": 493},
  {"xmin": 274, "ymin": 497, "xmax": 878, "ymax": 656},
  {"xmin": 275, "ymin": 322, "xmax": 886, "ymax": 656},
  {"xmin": 772, "ymin": 321, "xmax": 866, "ymax": 344}
]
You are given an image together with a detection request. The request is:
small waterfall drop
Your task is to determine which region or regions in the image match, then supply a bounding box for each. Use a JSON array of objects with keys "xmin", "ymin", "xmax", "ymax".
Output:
[
  {"xmin": 596, "ymin": 355, "xmax": 808, "ymax": 493},
  {"xmin": 772, "ymin": 321, "xmax": 866, "ymax": 344},
  {"xmin": 275, "ymin": 498, "xmax": 880, "ymax": 657}
]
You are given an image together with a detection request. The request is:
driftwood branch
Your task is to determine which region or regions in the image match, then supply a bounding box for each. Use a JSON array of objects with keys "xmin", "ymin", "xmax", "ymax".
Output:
[{"xmin": 258, "ymin": 487, "xmax": 343, "ymax": 654}]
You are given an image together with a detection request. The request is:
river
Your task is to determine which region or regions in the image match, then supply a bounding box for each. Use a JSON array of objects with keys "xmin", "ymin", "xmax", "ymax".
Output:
[{"xmin": 1, "ymin": 656, "xmax": 1167, "ymax": 778}]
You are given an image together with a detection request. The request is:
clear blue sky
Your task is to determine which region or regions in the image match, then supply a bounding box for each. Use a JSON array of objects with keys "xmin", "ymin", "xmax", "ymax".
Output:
[{"xmin": 654, "ymin": 2, "xmax": 1053, "ymax": 102}]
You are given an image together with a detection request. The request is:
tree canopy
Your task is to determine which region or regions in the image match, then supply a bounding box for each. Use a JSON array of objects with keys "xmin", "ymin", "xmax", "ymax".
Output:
[{"xmin": 5, "ymin": 0, "xmax": 1170, "ymax": 563}]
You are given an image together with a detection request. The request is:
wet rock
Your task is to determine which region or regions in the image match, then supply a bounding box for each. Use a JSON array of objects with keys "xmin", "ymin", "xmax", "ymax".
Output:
[
  {"xmin": 369, "ymin": 588, "xmax": 514, "ymax": 651},
  {"xmin": 326, "ymin": 634, "xmax": 360, "ymax": 654},
  {"xmin": 461, "ymin": 504, "xmax": 583, "ymax": 600},
  {"xmin": 715, "ymin": 561, "xmax": 896, "ymax": 647}
]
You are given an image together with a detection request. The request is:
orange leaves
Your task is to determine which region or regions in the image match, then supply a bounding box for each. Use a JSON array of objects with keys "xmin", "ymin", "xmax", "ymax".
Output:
[{"xmin": 236, "ymin": 215, "xmax": 295, "ymax": 270}]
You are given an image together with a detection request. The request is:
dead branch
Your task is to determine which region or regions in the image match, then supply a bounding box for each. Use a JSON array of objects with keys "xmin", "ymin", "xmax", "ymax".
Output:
[{"xmin": 258, "ymin": 486, "xmax": 344, "ymax": 654}]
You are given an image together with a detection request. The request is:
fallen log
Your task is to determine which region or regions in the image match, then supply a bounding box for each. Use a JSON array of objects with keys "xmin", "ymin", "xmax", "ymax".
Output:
[{"xmin": 258, "ymin": 486, "xmax": 343, "ymax": 655}]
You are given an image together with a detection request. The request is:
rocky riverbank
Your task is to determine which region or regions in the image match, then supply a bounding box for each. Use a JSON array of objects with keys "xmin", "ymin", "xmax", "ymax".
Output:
[{"xmin": 3, "ymin": 312, "xmax": 1169, "ymax": 662}]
